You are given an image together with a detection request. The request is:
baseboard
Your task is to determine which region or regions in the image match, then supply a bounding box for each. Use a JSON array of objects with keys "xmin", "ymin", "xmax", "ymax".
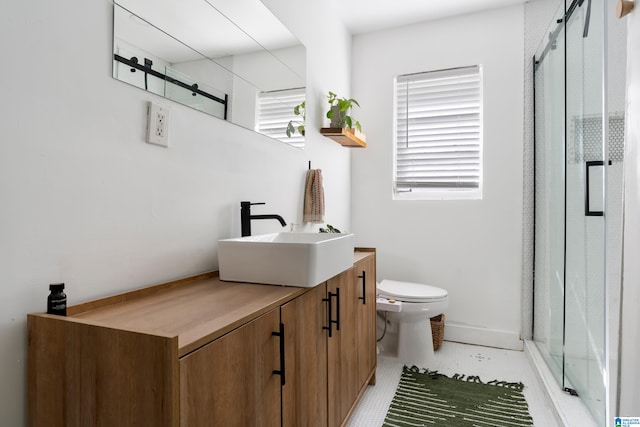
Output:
[{"xmin": 444, "ymin": 322, "xmax": 523, "ymax": 351}]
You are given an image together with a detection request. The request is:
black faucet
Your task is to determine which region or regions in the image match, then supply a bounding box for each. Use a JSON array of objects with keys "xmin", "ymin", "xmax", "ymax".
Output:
[{"xmin": 240, "ymin": 201, "xmax": 287, "ymax": 237}]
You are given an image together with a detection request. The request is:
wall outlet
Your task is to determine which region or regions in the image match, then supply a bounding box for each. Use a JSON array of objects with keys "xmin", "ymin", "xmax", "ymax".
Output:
[{"xmin": 146, "ymin": 101, "xmax": 169, "ymax": 147}]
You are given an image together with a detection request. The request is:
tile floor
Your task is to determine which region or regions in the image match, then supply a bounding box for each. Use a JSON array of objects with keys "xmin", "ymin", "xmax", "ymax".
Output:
[{"xmin": 347, "ymin": 341, "xmax": 561, "ymax": 427}]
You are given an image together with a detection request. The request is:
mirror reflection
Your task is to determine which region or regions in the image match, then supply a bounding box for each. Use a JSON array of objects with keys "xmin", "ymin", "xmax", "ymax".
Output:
[{"xmin": 112, "ymin": 0, "xmax": 306, "ymax": 148}]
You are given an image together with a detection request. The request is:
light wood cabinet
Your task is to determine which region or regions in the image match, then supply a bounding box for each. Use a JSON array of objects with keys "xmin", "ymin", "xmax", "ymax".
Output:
[
  {"xmin": 28, "ymin": 315, "xmax": 179, "ymax": 427},
  {"xmin": 327, "ymin": 251, "xmax": 377, "ymax": 427},
  {"xmin": 281, "ymin": 282, "xmax": 328, "ymax": 427},
  {"xmin": 283, "ymin": 250, "xmax": 377, "ymax": 427},
  {"xmin": 180, "ymin": 308, "xmax": 281, "ymax": 427},
  {"xmin": 355, "ymin": 253, "xmax": 377, "ymax": 388},
  {"xmin": 28, "ymin": 251, "xmax": 376, "ymax": 427},
  {"xmin": 327, "ymin": 265, "xmax": 359, "ymax": 426}
]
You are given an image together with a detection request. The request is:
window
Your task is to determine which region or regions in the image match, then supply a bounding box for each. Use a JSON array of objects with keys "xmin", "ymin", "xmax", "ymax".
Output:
[
  {"xmin": 394, "ymin": 66, "xmax": 482, "ymax": 199},
  {"xmin": 256, "ymin": 88, "xmax": 305, "ymax": 148}
]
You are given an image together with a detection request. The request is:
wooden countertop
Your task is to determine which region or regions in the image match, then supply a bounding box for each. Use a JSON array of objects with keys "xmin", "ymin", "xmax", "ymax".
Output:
[{"xmin": 70, "ymin": 277, "xmax": 305, "ymax": 356}]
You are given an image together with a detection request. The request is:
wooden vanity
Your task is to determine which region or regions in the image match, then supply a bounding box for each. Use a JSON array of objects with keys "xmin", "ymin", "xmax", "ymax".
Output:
[{"xmin": 28, "ymin": 249, "xmax": 376, "ymax": 427}]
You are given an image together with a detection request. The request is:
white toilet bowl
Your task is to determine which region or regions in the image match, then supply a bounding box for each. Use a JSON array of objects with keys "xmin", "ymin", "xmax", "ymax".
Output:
[{"xmin": 376, "ymin": 279, "xmax": 448, "ymax": 368}]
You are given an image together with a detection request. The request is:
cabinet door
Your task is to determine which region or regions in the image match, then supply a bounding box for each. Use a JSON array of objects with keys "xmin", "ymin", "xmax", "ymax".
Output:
[
  {"xmin": 327, "ymin": 267, "xmax": 359, "ymax": 427},
  {"xmin": 355, "ymin": 253, "xmax": 377, "ymax": 387},
  {"xmin": 179, "ymin": 308, "xmax": 281, "ymax": 427},
  {"xmin": 281, "ymin": 283, "xmax": 328, "ymax": 427}
]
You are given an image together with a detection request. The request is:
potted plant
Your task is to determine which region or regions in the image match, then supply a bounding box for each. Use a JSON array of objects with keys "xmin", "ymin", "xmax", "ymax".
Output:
[
  {"xmin": 286, "ymin": 100, "xmax": 305, "ymax": 138},
  {"xmin": 319, "ymin": 224, "xmax": 342, "ymax": 233},
  {"xmin": 326, "ymin": 91, "xmax": 362, "ymax": 133}
]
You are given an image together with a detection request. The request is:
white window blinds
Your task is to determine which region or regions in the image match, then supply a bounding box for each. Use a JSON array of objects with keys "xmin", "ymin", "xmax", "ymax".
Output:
[
  {"xmin": 395, "ymin": 66, "xmax": 482, "ymax": 193},
  {"xmin": 256, "ymin": 88, "xmax": 305, "ymax": 148}
]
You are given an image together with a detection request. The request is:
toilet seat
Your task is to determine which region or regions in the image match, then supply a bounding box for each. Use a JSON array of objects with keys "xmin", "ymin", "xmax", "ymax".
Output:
[{"xmin": 378, "ymin": 279, "xmax": 448, "ymax": 303}]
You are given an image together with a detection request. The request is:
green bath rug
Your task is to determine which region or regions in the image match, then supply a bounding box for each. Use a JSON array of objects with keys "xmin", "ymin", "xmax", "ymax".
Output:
[{"xmin": 383, "ymin": 366, "xmax": 534, "ymax": 427}]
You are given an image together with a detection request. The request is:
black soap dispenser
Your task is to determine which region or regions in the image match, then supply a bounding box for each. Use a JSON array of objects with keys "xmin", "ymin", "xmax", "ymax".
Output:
[{"xmin": 47, "ymin": 283, "xmax": 67, "ymax": 316}]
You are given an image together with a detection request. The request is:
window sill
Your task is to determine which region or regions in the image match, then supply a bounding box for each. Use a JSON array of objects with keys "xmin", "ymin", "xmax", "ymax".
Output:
[{"xmin": 393, "ymin": 188, "xmax": 482, "ymax": 201}]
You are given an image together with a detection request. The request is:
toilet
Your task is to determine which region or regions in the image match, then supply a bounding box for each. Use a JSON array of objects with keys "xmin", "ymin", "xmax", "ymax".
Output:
[{"xmin": 376, "ymin": 279, "xmax": 448, "ymax": 368}]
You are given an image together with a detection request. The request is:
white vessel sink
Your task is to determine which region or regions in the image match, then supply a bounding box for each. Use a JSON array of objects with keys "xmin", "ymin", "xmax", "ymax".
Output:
[{"xmin": 218, "ymin": 232, "xmax": 355, "ymax": 287}]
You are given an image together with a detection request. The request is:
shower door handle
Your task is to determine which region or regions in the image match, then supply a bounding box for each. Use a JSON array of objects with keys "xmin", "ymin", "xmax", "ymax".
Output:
[{"xmin": 585, "ymin": 161, "xmax": 604, "ymax": 217}]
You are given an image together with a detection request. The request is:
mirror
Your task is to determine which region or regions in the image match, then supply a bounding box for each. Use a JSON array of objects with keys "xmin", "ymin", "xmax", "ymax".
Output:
[{"xmin": 112, "ymin": 0, "xmax": 306, "ymax": 148}]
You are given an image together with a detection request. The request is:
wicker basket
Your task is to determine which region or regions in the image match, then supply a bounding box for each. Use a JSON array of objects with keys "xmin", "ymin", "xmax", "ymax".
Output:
[{"xmin": 430, "ymin": 314, "xmax": 445, "ymax": 351}]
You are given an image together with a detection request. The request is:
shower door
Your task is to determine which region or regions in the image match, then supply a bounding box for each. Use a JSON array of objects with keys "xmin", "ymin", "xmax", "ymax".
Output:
[
  {"xmin": 533, "ymin": 2, "xmax": 566, "ymax": 386},
  {"xmin": 564, "ymin": 0, "xmax": 606, "ymax": 422},
  {"xmin": 533, "ymin": 0, "xmax": 607, "ymax": 424}
]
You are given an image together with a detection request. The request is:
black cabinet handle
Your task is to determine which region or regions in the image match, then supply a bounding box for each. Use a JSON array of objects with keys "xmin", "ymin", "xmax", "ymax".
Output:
[
  {"xmin": 335, "ymin": 288, "xmax": 340, "ymax": 331},
  {"xmin": 323, "ymin": 290, "xmax": 340, "ymax": 336},
  {"xmin": 272, "ymin": 323, "xmax": 285, "ymax": 386},
  {"xmin": 358, "ymin": 271, "xmax": 366, "ymax": 305},
  {"xmin": 323, "ymin": 293, "xmax": 333, "ymax": 337}
]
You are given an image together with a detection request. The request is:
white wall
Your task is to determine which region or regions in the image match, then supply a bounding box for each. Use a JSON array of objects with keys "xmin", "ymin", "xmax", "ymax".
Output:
[
  {"xmin": 619, "ymin": 3, "xmax": 640, "ymax": 415},
  {"xmin": 351, "ymin": 5, "xmax": 525, "ymax": 350},
  {"xmin": 0, "ymin": 0, "xmax": 352, "ymax": 425}
]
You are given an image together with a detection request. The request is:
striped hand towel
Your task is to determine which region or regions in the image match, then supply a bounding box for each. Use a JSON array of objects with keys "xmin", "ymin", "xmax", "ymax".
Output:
[{"xmin": 303, "ymin": 169, "xmax": 325, "ymax": 223}]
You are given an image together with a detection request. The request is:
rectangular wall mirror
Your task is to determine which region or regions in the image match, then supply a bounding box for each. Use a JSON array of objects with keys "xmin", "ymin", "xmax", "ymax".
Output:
[{"xmin": 112, "ymin": 0, "xmax": 306, "ymax": 148}]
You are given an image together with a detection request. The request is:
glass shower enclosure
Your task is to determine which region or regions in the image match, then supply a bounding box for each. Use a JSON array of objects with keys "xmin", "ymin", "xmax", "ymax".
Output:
[{"xmin": 533, "ymin": 0, "xmax": 610, "ymax": 424}]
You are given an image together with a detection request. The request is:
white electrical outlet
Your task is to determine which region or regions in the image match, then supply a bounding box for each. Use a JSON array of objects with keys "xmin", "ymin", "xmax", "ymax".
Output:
[{"xmin": 146, "ymin": 101, "xmax": 169, "ymax": 147}]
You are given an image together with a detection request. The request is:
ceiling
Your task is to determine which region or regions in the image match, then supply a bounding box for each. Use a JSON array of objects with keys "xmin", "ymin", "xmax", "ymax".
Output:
[{"xmin": 336, "ymin": 0, "xmax": 528, "ymax": 34}]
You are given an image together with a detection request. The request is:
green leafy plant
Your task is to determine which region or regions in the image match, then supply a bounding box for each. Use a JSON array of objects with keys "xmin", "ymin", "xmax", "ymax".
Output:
[
  {"xmin": 319, "ymin": 224, "xmax": 342, "ymax": 233},
  {"xmin": 286, "ymin": 100, "xmax": 306, "ymax": 138},
  {"xmin": 326, "ymin": 91, "xmax": 362, "ymax": 132}
]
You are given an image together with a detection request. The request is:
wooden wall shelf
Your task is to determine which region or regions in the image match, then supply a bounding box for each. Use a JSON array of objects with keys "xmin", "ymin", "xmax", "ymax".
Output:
[{"xmin": 320, "ymin": 128, "xmax": 367, "ymax": 148}]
